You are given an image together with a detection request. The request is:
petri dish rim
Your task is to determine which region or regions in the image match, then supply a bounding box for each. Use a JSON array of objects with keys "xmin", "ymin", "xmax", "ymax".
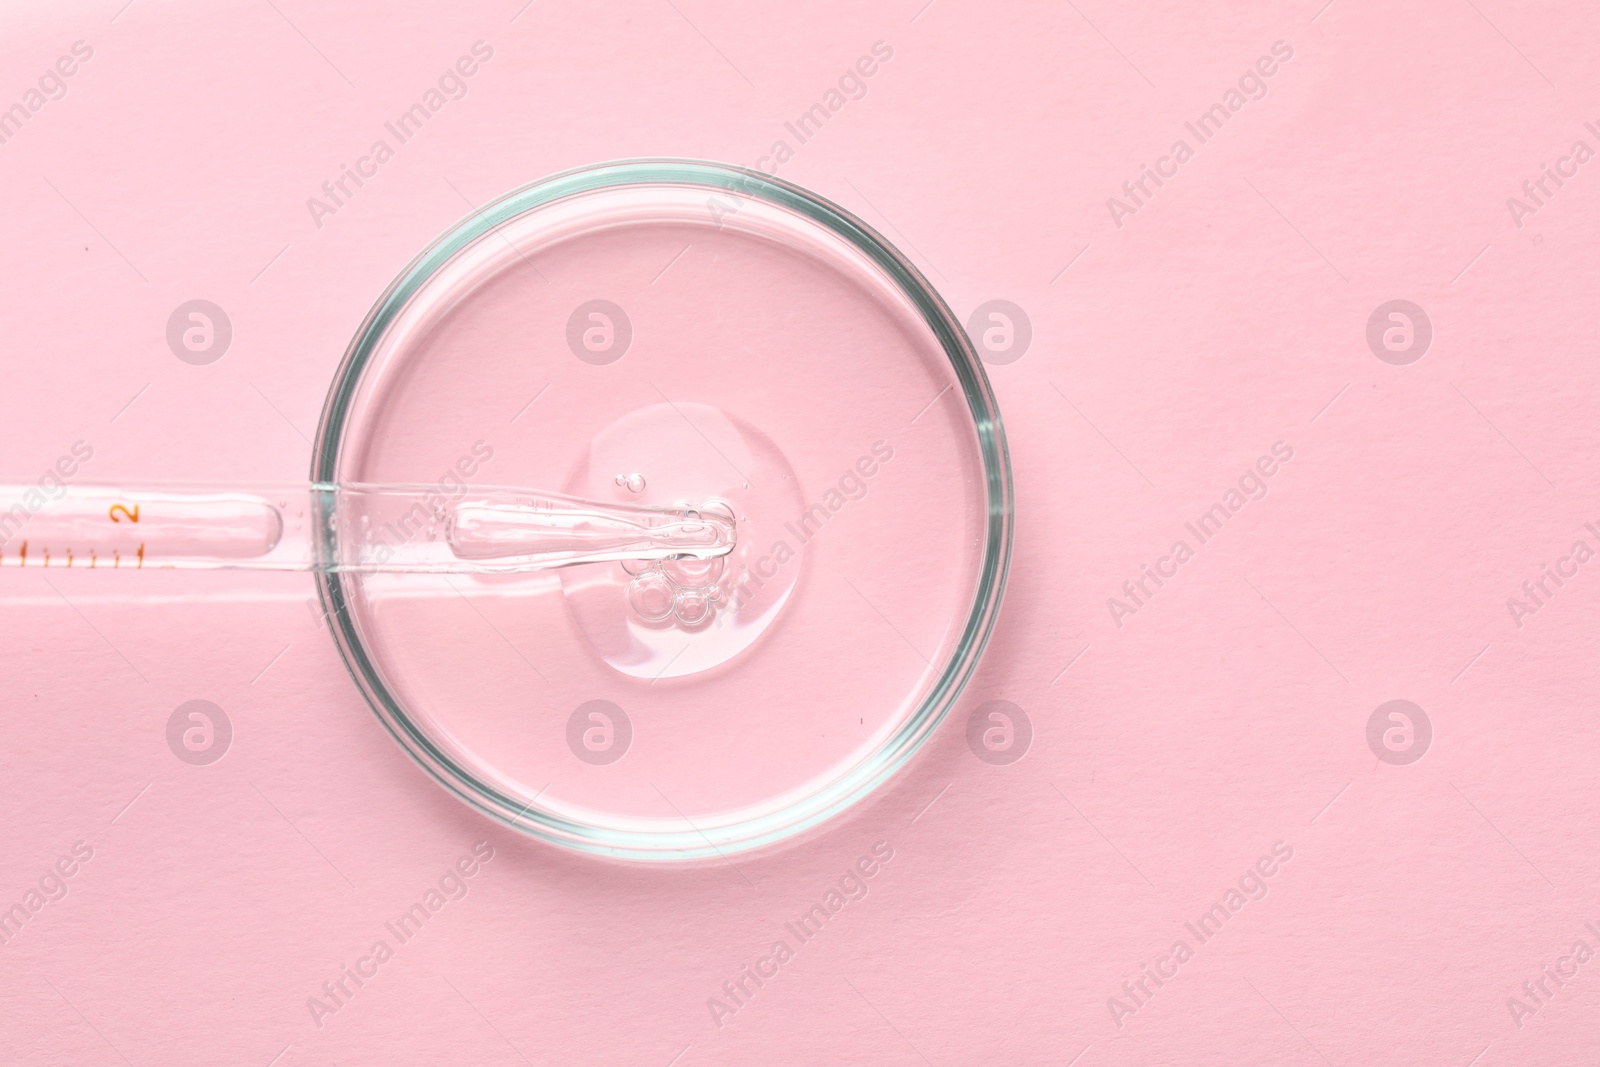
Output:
[{"xmin": 310, "ymin": 158, "xmax": 1014, "ymax": 862}]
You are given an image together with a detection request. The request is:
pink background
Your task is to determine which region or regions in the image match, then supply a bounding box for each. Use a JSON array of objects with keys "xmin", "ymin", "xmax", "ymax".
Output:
[{"xmin": 4, "ymin": 0, "xmax": 1600, "ymax": 1063}]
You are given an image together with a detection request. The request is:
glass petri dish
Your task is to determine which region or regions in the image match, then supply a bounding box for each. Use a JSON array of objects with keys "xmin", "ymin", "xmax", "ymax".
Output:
[{"xmin": 312, "ymin": 160, "xmax": 1011, "ymax": 861}]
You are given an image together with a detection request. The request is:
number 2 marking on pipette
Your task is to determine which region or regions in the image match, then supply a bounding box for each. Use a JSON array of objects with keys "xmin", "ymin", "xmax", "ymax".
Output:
[{"xmin": 107, "ymin": 502, "xmax": 145, "ymax": 566}]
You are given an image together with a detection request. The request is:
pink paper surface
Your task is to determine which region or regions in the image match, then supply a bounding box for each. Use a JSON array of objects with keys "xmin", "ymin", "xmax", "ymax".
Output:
[{"xmin": 3, "ymin": 1, "xmax": 1599, "ymax": 1064}]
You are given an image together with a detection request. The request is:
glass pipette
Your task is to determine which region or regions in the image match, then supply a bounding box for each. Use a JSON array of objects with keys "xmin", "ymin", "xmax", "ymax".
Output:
[{"xmin": 0, "ymin": 482, "xmax": 736, "ymax": 573}]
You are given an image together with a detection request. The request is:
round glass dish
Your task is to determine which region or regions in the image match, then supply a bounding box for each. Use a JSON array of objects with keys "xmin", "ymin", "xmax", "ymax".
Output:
[{"xmin": 312, "ymin": 160, "xmax": 1012, "ymax": 861}]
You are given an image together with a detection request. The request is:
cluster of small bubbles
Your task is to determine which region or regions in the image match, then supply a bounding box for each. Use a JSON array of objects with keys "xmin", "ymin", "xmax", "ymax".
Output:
[
  {"xmin": 624, "ymin": 551, "xmax": 727, "ymax": 626},
  {"xmin": 614, "ymin": 473, "xmax": 647, "ymax": 493}
]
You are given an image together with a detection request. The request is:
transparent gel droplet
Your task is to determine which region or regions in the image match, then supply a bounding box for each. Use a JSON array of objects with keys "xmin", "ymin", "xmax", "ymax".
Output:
[{"xmin": 561, "ymin": 402, "xmax": 806, "ymax": 679}]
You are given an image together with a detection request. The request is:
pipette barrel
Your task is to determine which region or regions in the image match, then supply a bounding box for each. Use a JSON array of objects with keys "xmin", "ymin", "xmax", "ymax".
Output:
[{"xmin": 0, "ymin": 483, "xmax": 735, "ymax": 574}]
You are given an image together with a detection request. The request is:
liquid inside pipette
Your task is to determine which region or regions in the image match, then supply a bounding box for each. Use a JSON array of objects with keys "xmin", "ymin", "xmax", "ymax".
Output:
[{"xmin": 0, "ymin": 483, "xmax": 736, "ymax": 573}]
